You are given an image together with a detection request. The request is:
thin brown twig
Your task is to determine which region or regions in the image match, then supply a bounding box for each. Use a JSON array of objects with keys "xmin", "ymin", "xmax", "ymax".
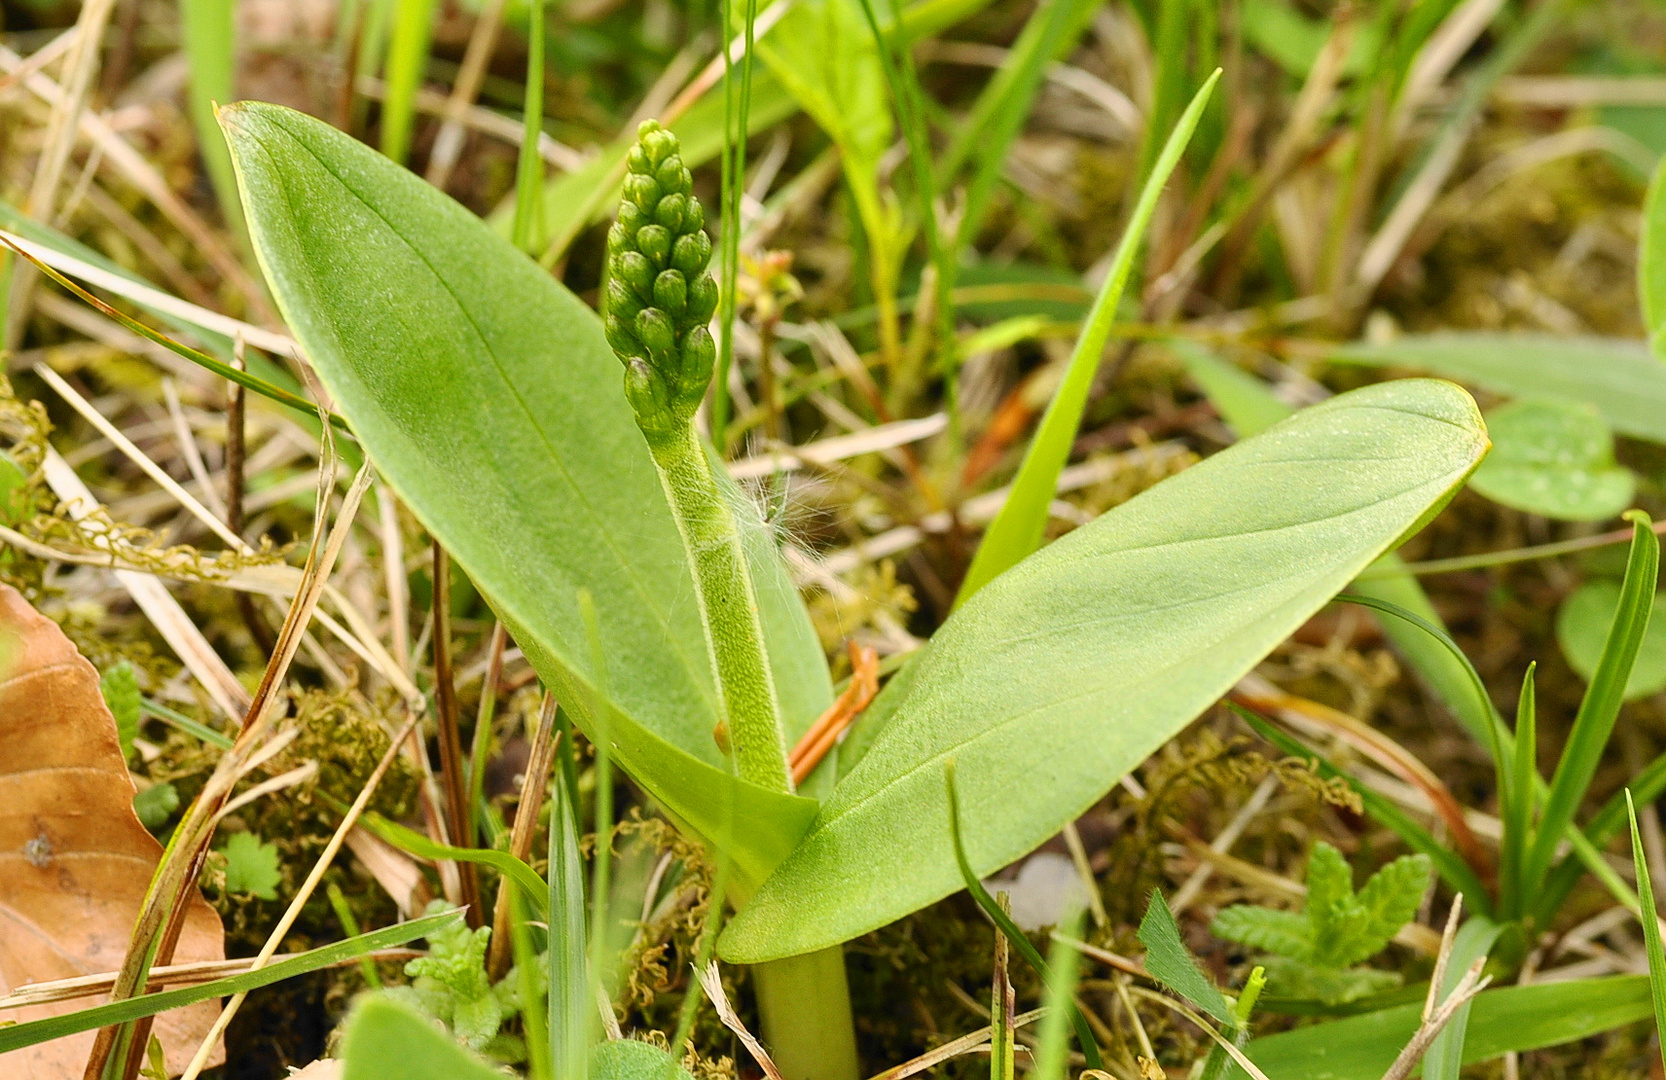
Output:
[
  {"xmin": 486, "ymin": 693, "xmax": 562, "ymax": 981},
  {"xmin": 431, "ymin": 543, "xmax": 482, "ymax": 925}
]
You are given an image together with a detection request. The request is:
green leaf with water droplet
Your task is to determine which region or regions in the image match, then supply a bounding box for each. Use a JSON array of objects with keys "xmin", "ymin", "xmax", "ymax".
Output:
[{"xmin": 1467, "ymin": 398, "xmax": 1633, "ymax": 522}]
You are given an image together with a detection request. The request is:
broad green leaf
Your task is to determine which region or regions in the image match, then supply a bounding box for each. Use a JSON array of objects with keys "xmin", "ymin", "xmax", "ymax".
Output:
[
  {"xmin": 1627, "ymin": 791, "xmax": 1666, "ymax": 1078},
  {"xmin": 590, "ymin": 1039, "xmax": 697, "ymax": 1080},
  {"xmin": 1642, "ymin": 154, "xmax": 1666, "ymax": 358},
  {"xmin": 722, "ymin": 379, "xmax": 1488, "ymax": 962},
  {"xmin": 1333, "ymin": 333, "xmax": 1666, "ymax": 444},
  {"xmin": 1180, "ymin": 344, "xmax": 1496, "ymax": 744},
  {"xmin": 342, "ymin": 996, "xmax": 503, "ymax": 1080},
  {"xmin": 755, "ymin": 0, "xmax": 892, "ymax": 178},
  {"xmin": 1556, "ymin": 580, "xmax": 1666, "ymax": 700},
  {"xmin": 220, "ymin": 102, "xmax": 826, "ymax": 887},
  {"xmin": 1468, "ymin": 398, "xmax": 1633, "ymax": 521},
  {"xmin": 1226, "ymin": 975, "xmax": 1653, "ymax": 1080},
  {"xmin": 1138, "ymin": 891, "xmax": 1233, "ymax": 1023},
  {"xmin": 0, "ymin": 908, "xmax": 464, "ymax": 1053},
  {"xmin": 956, "ymin": 71, "xmax": 1221, "ymax": 605}
]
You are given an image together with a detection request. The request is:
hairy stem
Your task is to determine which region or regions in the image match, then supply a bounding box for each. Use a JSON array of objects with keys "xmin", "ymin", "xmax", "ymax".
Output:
[{"xmin": 646, "ymin": 422, "xmax": 791, "ymax": 792}]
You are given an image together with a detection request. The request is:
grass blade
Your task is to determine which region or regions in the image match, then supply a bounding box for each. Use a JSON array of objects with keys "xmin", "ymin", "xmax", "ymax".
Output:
[
  {"xmin": 1500, "ymin": 665, "xmax": 1536, "ymax": 919},
  {"xmin": 1231, "ymin": 704, "xmax": 1492, "ymax": 909},
  {"xmin": 381, "ymin": 0, "xmax": 437, "ymax": 164},
  {"xmin": 1138, "ymin": 890, "xmax": 1232, "ymax": 1023},
  {"xmin": 354, "ymin": 810, "xmax": 548, "ymax": 917},
  {"xmin": 1526, "ymin": 512, "xmax": 1660, "ymax": 893},
  {"xmin": 955, "ymin": 70, "xmax": 1220, "ymax": 605},
  {"xmin": 548, "ymin": 766, "xmax": 590, "ymax": 1080},
  {"xmin": 1627, "ymin": 789, "xmax": 1666, "ymax": 1078},
  {"xmin": 0, "ymin": 909, "xmax": 462, "ymax": 1053},
  {"xmin": 1643, "ymin": 153, "xmax": 1666, "ymax": 357},
  {"xmin": 946, "ymin": 761, "xmax": 1102, "ymax": 1069},
  {"xmin": 1030, "ymin": 907, "xmax": 1085, "ymax": 1080},
  {"xmin": 510, "ymin": 0, "xmax": 546, "ymax": 250},
  {"xmin": 180, "ymin": 0, "xmax": 243, "ymax": 238}
]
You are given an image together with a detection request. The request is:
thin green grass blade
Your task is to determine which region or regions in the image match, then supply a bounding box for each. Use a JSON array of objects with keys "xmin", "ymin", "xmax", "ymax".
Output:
[
  {"xmin": 549, "ymin": 766, "xmax": 590, "ymax": 1080},
  {"xmin": 955, "ymin": 70, "xmax": 1219, "ymax": 605},
  {"xmin": 355, "ymin": 811, "xmax": 547, "ymax": 917},
  {"xmin": 511, "ymin": 888, "xmax": 552, "ymax": 1080},
  {"xmin": 1, "ymin": 236, "xmax": 344, "ymax": 429},
  {"xmin": 1031, "ymin": 908, "xmax": 1086, "ymax": 1080},
  {"xmin": 1526, "ymin": 512, "xmax": 1660, "ymax": 893},
  {"xmin": 946, "ymin": 762, "xmax": 1102, "ymax": 1069},
  {"xmin": 1643, "ymin": 154, "xmax": 1666, "ymax": 358},
  {"xmin": 1231, "ymin": 705, "xmax": 1492, "ymax": 909},
  {"xmin": 510, "ymin": 0, "xmax": 547, "ymax": 250},
  {"xmin": 180, "ymin": 0, "xmax": 243, "ymax": 238},
  {"xmin": 1628, "ymin": 790, "xmax": 1666, "ymax": 1077},
  {"xmin": 140, "ymin": 697, "xmax": 233, "ymax": 749},
  {"xmin": 1423, "ymin": 917, "xmax": 1505, "ymax": 1080},
  {"xmin": 580, "ymin": 590, "xmax": 613, "ymax": 1010},
  {"xmin": 0, "ymin": 909, "xmax": 463, "ymax": 1053},
  {"xmin": 381, "ymin": 0, "xmax": 437, "ymax": 164},
  {"xmin": 1501, "ymin": 665, "xmax": 1536, "ymax": 919}
]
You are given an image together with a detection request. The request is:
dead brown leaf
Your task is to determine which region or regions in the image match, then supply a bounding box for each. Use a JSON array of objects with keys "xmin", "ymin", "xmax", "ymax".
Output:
[{"xmin": 0, "ymin": 583, "xmax": 225, "ymax": 1077}]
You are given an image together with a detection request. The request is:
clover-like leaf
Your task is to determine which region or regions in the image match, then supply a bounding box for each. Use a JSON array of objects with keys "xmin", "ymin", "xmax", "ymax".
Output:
[{"xmin": 1468, "ymin": 398, "xmax": 1633, "ymax": 522}]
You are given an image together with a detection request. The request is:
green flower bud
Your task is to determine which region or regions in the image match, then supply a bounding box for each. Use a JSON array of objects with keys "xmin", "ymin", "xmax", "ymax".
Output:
[
  {"xmin": 671, "ymin": 232, "xmax": 711, "ymax": 278},
  {"xmin": 653, "ymin": 270, "xmax": 687, "ymax": 317},
  {"xmin": 636, "ymin": 224, "xmax": 671, "ymax": 266},
  {"xmin": 687, "ymin": 274, "xmax": 719, "ymax": 325},
  {"xmin": 605, "ymin": 278, "xmax": 643, "ymax": 322},
  {"xmin": 656, "ymin": 155, "xmax": 690, "ymax": 195},
  {"xmin": 615, "ymin": 251, "xmax": 655, "ymax": 301},
  {"xmin": 655, "ymin": 193, "xmax": 687, "ymax": 232},
  {"xmin": 604, "ymin": 119, "xmax": 721, "ymax": 436},
  {"xmin": 635, "ymin": 307, "xmax": 676, "ymax": 357}
]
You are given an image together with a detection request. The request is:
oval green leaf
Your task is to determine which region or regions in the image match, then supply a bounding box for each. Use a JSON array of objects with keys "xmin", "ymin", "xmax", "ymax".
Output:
[
  {"xmin": 1332, "ymin": 333, "xmax": 1666, "ymax": 445},
  {"xmin": 1468, "ymin": 398, "xmax": 1634, "ymax": 522},
  {"xmin": 342, "ymin": 997, "xmax": 503, "ymax": 1080},
  {"xmin": 219, "ymin": 101, "xmax": 828, "ymax": 882},
  {"xmin": 720, "ymin": 379, "xmax": 1488, "ymax": 963},
  {"xmin": 1556, "ymin": 579, "xmax": 1666, "ymax": 700}
]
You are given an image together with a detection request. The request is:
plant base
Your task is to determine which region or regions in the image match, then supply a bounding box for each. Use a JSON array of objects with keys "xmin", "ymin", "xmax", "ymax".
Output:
[{"xmin": 753, "ymin": 945, "xmax": 859, "ymax": 1080}]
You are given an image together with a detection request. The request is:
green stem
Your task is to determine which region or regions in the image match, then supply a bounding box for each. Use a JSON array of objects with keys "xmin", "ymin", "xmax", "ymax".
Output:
[
  {"xmin": 645, "ymin": 423, "xmax": 791, "ymax": 792},
  {"xmin": 753, "ymin": 948, "xmax": 860, "ymax": 1080}
]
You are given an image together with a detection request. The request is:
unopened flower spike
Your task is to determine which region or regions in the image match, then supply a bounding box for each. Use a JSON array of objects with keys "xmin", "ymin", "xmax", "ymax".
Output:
[{"xmin": 603, "ymin": 119, "xmax": 719, "ymax": 446}]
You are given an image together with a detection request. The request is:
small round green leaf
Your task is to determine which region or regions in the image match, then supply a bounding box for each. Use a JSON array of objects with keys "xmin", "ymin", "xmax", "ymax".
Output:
[
  {"xmin": 1468, "ymin": 398, "xmax": 1633, "ymax": 522},
  {"xmin": 1556, "ymin": 580, "xmax": 1666, "ymax": 700}
]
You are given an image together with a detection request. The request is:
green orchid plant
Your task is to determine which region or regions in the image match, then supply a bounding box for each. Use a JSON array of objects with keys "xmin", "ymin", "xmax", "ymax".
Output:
[{"xmin": 214, "ymin": 100, "xmax": 1489, "ymax": 1080}]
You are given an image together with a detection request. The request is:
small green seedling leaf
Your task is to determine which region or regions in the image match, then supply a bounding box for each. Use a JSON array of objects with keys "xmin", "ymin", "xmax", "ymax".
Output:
[
  {"xmin": 1211, "ymin": 842, "xmax": 1430, "ymax": 1005},
  {"xmin": 1627, "ymin": 790, "xmax": 1666, "ymax": 1079},
  {"xmin": 1556, "ymin": 581, "xmax": 1666, "ymax": 700},
  {"xmin": 387, "ymin": 901, "xmax": 503, "ymax": 1051},
  {"xmin": 0, "ymin": 451, "xmax": 28, "ymax": 525},
  {"xmin": 1139, "ymin": 890, "xmax": 1233, "ymax": 1023},
  {"xmin": 1468, "ymin": 398, "xmax": 1633, "ymax": 522},
  {"xmin": 218, "ymin": 831, "xmax": 281, "ymax": 900},
  {"xmin": 100, "ymin": 660, "xmax": 142, "ymax": 761},
  {"xmin": 590, "ymin": 1039, "xmax": 697, "ymax": 1080},
  {"xmin": 342, "ymin": 996, "xmax": 504, "ymax": 1080},
  {"xmin": 132, "ymin": 782, "xmax": 179, "ymax": 832}
]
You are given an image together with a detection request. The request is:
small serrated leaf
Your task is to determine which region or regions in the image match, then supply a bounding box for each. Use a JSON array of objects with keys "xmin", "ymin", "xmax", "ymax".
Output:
[
  {"xmin": 1304, "ymin": 842, "xmax": 1354, "ymax": 916},
  {"xmin": 100, "ymin": 660, "xmax": 141, "ymax": 761},
  {"xmin": 132, "ymin": 782, "xmax": 179, "ymax": 832},
  {"xmin": 219, "ymin": 832, "xmax": 282, "ymax": 900},
  {"xmin": 1341, "ymin": 854, "xmax": 1433, "ymax": 967},
  {"xmin": 1137, "ymin": 891, "xmax": 1232, "ymax": 1023},
  {"xmin": 1210, "ymin": 905, "xmax": 1314, "ymax": 962}
]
